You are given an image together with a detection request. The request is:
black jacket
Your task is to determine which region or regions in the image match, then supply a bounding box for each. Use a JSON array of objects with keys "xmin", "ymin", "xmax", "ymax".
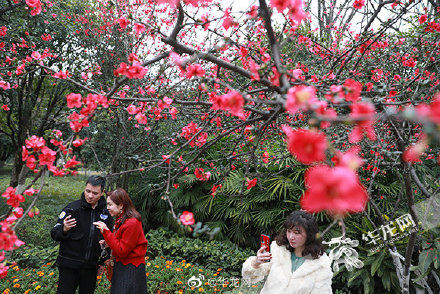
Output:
[{"xmin": 51, "ymin": 193, "xmax": 114, "ymax": 269}]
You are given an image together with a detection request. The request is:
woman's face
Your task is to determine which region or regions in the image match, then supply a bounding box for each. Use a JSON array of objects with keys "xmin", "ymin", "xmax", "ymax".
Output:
[
  {"xmin": 107, "ymin": 197, "xmax": 123, "ymax": 217},
  {"xmin": 286, "ymin": 226, "xmax": 307, "ymax": 249}
]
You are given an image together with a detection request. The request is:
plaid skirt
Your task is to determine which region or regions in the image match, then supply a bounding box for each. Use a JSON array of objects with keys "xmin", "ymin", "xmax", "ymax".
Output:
[{"xmin": 111, "ymin": 261, "xmax": 147, "ymax": 294}]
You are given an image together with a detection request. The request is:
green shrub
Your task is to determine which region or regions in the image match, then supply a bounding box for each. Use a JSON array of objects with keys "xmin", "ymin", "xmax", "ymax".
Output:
[
  {"xmin": 9, "ymin": 244, "xmax": 58, "ymax": 269},
  {"xmin": 147, "ymin": 228, "xmax": 255, "ymax": 277}
]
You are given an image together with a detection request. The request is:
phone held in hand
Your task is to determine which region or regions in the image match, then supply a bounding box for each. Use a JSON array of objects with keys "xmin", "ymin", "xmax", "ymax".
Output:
[
  {"xmin": 260, "ymin": 234, "xmax": 270, "ymax": 253},
  {"xmin": 65, "ymin": 208, "xmax": 77, "ymax": 220}
]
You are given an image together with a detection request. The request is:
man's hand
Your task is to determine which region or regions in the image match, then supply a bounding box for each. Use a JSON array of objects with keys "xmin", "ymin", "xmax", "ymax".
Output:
[{"xmin": 63, "ymin": 215, "xmax": 77, "ymax": 232}]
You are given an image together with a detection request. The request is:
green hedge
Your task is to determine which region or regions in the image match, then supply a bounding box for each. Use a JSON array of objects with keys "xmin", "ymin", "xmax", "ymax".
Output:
[{"xmin": 146, "ymin": 228, "xmax": 255, "ymax": 277}]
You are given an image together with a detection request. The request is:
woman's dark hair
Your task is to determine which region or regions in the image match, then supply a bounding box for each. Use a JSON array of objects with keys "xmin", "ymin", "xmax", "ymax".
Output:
[
  {"xmin": 107, "ymin": 188, "xmax": 141, "ymax": 223},
  {"xmin": 275, "ymin": 210, "xmax": 324, "ymax": 259}
]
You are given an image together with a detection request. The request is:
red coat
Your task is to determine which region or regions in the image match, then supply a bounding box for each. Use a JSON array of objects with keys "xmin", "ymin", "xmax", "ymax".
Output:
[{"xmin": 103, "ymin": 218, "xmax": 148, "ymax": 266}]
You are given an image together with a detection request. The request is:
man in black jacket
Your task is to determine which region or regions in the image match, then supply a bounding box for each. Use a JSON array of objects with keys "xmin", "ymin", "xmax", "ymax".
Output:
[{"xmin": 51, "ymin": 175, "xmax": 114, "ymax": 294}]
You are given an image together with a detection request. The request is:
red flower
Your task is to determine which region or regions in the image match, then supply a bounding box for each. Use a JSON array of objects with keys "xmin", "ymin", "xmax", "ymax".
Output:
[
  {"xmin": 68, "ymin": 112, "xmax": 89, "ymax": 132},
  {"xmin": 22, "ymin": 146, "xmax": 29, "ymax": 161},
  {"xmin": 12, "ymin": 207, "xmax": 23, "ymax": 218},
  {"xmin": 2, "ymin": 187, "xmax": 25, "ymax": 208},
  {"xmin": 185, "ymin": 64, "xmax": 205, "ymax": 79},
  {"xmin": 117, "ymin": 17, "xmax": 129, "ymax": 29},
  {"xmin": 26, "ymin": 0, "xmax": 42, "ymax": 15},
  {"xmin": 25, "ymin": 135, "xmax": 46, "ymax": 151},
  {"xmin": 403, "ymin": 136, "xmax": 427, "ymax": 163},
  {"xmin": 419, "ymin": 14, "xmax": 427, "ymax": 24},
  {"xmin": 353, "ymin": 0, "xmax": 365, "ymax": 9},
  {"xmin": 343, "ymin": 79, "xmax": 362, "ymax": 102},
  {"xmin": 0, "ymin": 81, "xmax": 10, "ymax": 90},
  {"xmin": 180, "ymin": 211, "xmax": 195, "ymax": 226},
  {"xmin": 64, "ymin": 156, "xmax": 81, "ymax": 169},
  {"xmin": 72, "ymin": 137, "xmax": 88, "ymax": 147},
  {"xmin": 53, "ymin": 71, "xmax": 68, "ymax": 79},
  {"xmin": 125, "ymin": 61, "xmax": 147, "ymax": 79},
  {"xmin": 262, "ymin": 151, "xmax": 269, "ymax": 163},
  {"xmin": 349, "ymin": 102, "xmax": 376, "ymax": 143},
  {"xmin": 270, "ymin": 0, "xmax": 289, "ymax": 12},
  {"xmin": 0, "ymin": 26, "xmax": 6, "ymax": 37},
  {"xmin": 66, "ymin": 93, "xmax": 82, "ymax": 108},
  {"xmin": 26, "ymin": 155, "xmax": 36, "ymax": 170},
  {"xmin": 23, "ymin": 188, "xmax": 38, "ymax": 196},
  {"xmin": 38, "ymin": 146, "xmax": 56, "ymax": 167},
  {"xmin": 282, "ymin": 125, "xmax": 327, "ymax": 164},
  {"xmin": 211, "ymin": 91, "xmax": 245, "ymax": 119},
  {"xmin": 133, "ymin": 23, "xmax": 146, "ymax": 38},
  {"xmin": 222, "ymin": 9, "xmax": 238, "ymax": 30},
  {"xmin": 194, "ymin": 168, "xmax": 211, "ymax": 181},
  {"xmin": 285, "ymin": 85, "xmax": 317, "ymax": 114},
  {"xmin": 211, "ymin": 184, "xmax": 222, "ymax": 197},
  {"xmin": 331, "ymin": 147, "xmax": 364, "ymax": 171},
  {"xmin": 246, "ymin": 178, "xmax": 257, "ymax": 189},
  {"xmin": 300, "ymin": 165, "xmax": 368, "ymax": 217}
]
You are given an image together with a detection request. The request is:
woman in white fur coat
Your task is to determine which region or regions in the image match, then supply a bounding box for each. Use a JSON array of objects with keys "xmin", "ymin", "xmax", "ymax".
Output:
[{"xmin": 242, "ymin": 211, "xmax": 333, "ymax": 293}]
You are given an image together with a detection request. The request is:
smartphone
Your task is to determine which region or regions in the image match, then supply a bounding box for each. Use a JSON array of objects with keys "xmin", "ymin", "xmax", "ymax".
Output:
[
  {"xmin": 260, "ymin": 234, "xmax": 270, "ymax": 253},
  {"xmin": 65, "ymin": 208, "xmax": 77, "ymax": 220}
]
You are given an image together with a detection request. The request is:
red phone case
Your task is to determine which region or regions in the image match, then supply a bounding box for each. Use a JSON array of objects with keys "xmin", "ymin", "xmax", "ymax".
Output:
[{"xmin": 260, "ymin": 234, "xmax": 270, "ymax": 252}]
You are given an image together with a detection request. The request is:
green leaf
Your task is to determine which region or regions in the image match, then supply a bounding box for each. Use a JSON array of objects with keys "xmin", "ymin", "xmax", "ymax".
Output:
[
  {"xmin": 412, "ymin": 269, "xmax": 429, "ymax": 283},
  {"xmin": 371, "ymin": 250, "xmax": 386, "ymax": 276},
  {"xmin": 363, "ymin": 274, "xmax": 373, "ymax": 294},
  {"xmin": 381, "ymin": 271, "xmax": 391, "ymax": 291},
  {"xmin": 418, "ymin": 249, "xmax": 435, "ymax": 273},
  {"xmin": 348, "ymin": 269, "xmax": 364, "ymax": 286}
]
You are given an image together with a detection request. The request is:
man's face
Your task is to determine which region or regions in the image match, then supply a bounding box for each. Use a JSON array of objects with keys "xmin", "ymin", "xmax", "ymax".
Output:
[{"xmin": 84, "ymin": 183, "xmax": 103, "ymax": 208}]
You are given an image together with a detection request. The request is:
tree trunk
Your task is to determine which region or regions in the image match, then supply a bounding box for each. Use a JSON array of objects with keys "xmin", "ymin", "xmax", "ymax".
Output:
[{"xmin": 9, "ymin": 152, "xmax": 24, "ymax": 188}]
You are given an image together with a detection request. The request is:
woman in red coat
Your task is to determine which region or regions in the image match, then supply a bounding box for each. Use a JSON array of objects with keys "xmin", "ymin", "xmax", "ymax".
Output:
[{"xmin": 94, "ymin": 188, "xmax": 148, "ymax": 293}]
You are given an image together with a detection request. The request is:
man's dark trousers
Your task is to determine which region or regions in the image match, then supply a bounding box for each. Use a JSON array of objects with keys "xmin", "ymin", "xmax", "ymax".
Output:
[{"xmin": 56, "ymin": 266, "xmax": 98, "ymax": 294}]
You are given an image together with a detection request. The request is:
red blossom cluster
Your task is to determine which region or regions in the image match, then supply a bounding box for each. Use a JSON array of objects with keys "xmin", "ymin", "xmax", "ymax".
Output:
[
  {"xmin": 22, "ymin": 134, "xmax": 82, "ymax": 176},
  {"xmin": 270, "ymin": 0, "xmax": 307, "ymax": 27},
  {"xmin": 157, "ymin": 0, "xmax": 213, "ymax": 9},
  {"xmin": 281, "ymin": 124, "xmax": 369, "ymax": 216},
  {"xmin": 66, "ymin": 93, "xmax": 109, "ymax": 132},
  {"xmin": 194, "ymin": 168, "xmax": 211, "ymax": 181},
  {"xmin": 300, "ymin": 165, "xmax": 368, "ymax": 217},
  {"xmin": 210, "ymin": 90, "xmax": 246, "ymax": 119},
  {"xmin": 114, "ymin": 54, "xmax": 147, "ymax": 79},
  {"xmin": 180, "ymin": 121, "xmax": 207, "ymax": 147},
  {"xmin": 25, "ymin": 0, "xmax": 43, "ymax": 16}
]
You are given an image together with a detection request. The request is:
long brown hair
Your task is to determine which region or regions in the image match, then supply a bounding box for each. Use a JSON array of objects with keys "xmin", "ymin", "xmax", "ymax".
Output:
[
  {"xmin": 275, "ymin": 210, "xmax": 324, "ymax": 259},
  {"xmin": 107, "ymin": 188, "xmax": 141, "ymax": 223}
]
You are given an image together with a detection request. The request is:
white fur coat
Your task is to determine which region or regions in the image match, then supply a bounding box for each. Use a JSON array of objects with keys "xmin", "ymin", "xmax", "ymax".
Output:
[{"xmin": 242, "ymin": 241, "xmax": 333, "ymax": 294}]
